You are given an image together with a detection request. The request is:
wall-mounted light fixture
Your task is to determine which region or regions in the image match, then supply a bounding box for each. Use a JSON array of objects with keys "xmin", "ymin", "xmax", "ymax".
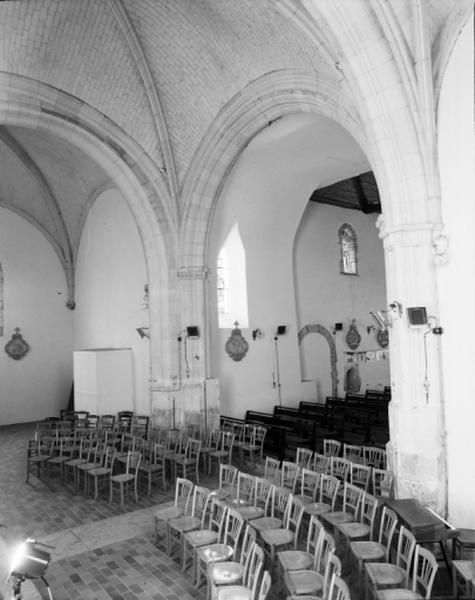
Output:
[
  {"xmin": 276, "ymin": 325, "xmax": 287, "ymax": 336},
  {"xmin": 136, "ymin": 327, "xmax": 150, "ymax": 339}
]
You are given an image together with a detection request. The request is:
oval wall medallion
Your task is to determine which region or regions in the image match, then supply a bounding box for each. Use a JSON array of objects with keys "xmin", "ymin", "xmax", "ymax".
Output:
[
  {"xmin": 5, "ymin": 327, "xmax": 30, "ymax": 360},
  {"xmin": 345, "ymin": 319, "xmax": 361, "ymax": 350},
  {"xmin": 376, "ymin": 328, "xmax": 389, "ymax": 349},
  {"xmin": 225, "ymin": 321, "xmax": 249, "ymax": 362}
]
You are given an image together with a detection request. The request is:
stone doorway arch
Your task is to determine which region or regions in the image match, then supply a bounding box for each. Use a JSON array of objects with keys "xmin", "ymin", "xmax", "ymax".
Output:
[{"xmin": 298, "ymin": 324, "xmax": 338, "ymax": 398}]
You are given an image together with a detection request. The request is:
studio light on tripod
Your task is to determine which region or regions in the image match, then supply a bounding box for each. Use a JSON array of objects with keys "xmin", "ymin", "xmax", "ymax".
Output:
[{"xmin": 7, "ymin": 538, "xmax": 54, "ymax": 600}]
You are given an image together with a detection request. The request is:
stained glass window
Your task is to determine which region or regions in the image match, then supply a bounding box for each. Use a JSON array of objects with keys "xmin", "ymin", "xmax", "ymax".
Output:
[{"xmin": 339, "ymin": 223, "xmax": 358, "ymax": 275}]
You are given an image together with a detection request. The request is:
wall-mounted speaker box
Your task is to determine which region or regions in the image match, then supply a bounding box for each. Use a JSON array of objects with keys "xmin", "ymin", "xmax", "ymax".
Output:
[
  {"xmin": 276, "ymin": 325, "xmax": 287, "ymax": 335},
  {"xmin": 407, "ymin": 307, "xmax": 428, "ymax": 326},
  {"xmin": 187, "ymin": 326, "xmax": 200, "ymax": 338},
  {"xmin": 334, "ymin": 323, "xmax": 343, "ymax": 331}
]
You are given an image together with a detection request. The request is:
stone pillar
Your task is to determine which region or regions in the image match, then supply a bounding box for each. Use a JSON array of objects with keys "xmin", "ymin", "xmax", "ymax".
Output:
[
  {"xmin": 149, "ymin": 266, "xmax": 220, "ymax": 430},
  {"xmin": 379, "ymin": 217, "xmax": 447, "ymax": 513}
]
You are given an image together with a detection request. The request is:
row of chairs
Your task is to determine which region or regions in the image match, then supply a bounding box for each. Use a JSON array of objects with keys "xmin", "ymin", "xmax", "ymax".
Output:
[
  {"xmin": 307, "ymin": 441, "xmax": 387, "ymax": 470},
  {"xmin": 263, "ymin": 454, "xmax": 394, "ymax": 500}
]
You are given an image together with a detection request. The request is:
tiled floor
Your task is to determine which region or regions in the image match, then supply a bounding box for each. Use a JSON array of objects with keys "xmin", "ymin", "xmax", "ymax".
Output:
[{"xmin": 0, "ymin": 423, "xmax": 454, "ymax": 600}]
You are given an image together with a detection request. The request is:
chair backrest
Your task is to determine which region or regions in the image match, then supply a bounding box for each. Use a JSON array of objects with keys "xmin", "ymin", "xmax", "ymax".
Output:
[
  {"xmin": 100, "ymin": 414, "xmax": 116, "ymax": 430},
  {"xmin": 343, "ymin": 443, "xmax": 362, "ymax": 462},
  {"xmin": 126, "ymin": 451, "xmax": 142, "ymax": 475},
  {"xmin": 372, "ymin": 468, "xmax": 394, "ymax": 498},
  {"xmin": 283, "ymin": 495, "xmax": 305, "ymax": 544},
  {"xmin": 307, "ymin": 514, "xmax": 325, "ymax": 556},
  {"xmin": 257, "ymin": 570, "xmax": 272, "ymax": 600},
  {"xmin": 299, "ymin": 468, "xmax": 321, "ymax": 502},
  {"xmin": 190, "ymin": 485, "xmax": 210, "ymax": 519},
  {"xmin": 330, "ymin": 456, "xmax": 351, "ymax": 482},
  {"xmin": 242, "ymin": 541, "xmax": 264, "ymax": 591},
  {"xmin": 270, "ymin": 485, "xmax": 292, "ymax": 519},
  {"xmin": 236, "ymin": 472, "xmax": 257, "ymax": 504},
  {"xmin": 207, "ymin": 498, "xmax": 228, "ymax": 539},
  {"xmin": 313, "ymin": 452, "xmax": 331, "ymax": 474},
  {"xmin": 341, "ymin": 482, "xmax": 364, "ymax": 518},
  {"xmin": 328, "ymin": 573, "xmax": 351, "ymax": 600},
  {"xmin": 243, "ymin": 424, "xmax": 257, "ymax": 446},
  {"xmin": 323, "ymin": 438, "xmax": 341, "ymax": 457},
  {"xmin": 363, "ymin": 445, "xmax": 387, "ymax": 469},
  {"xmin": 173, "ymin": 477, "xmax": 194, "ymax": 511},
  {"xmin": 218, "ymin": 463, "xmax": 238, "ymax": 490},
  {"xmin": 359, "ymin": 493, "xmax": 379, "ymax": 538},
  {"xmin": 296, "ymin": 446, "xmax": 313, "ymax": 468},
  {"xmin": 255, "ymin": 476, "xmax": 273, "ymax": 510},
  {"xmin": 350, "ymin": 462, "xmax": 372, "ymax": 491},
  {"xmin": 187, "ymin": 437, "xmax": 202, "ymax": 459},
  {"xmin": 264, "ymin": 456, "xmax": 280, "ymax": 483},
  {"xmin": 323, "ymin": 553, "xmax": 343, "ymax": 599},
  {"xmin": 255, "ymin": 426, "xmax": 267, "ymax": 452},
  {"xmin": 318, "ymin": 473, "xmax": 341, "ymax": 509},
  {"xmin": 410, "ymin": 545, "xmax": 438, "ymax": 598},
  {"xmin": 238, "ymin": 524, "xmax": 257, "ymax": 565},
  {"xmin": 395, "ymin": 525, "xmax": 417, "ymax": 585},
  {"xmin": 314, "ymin": 530, "xmax": 337, "ymax": 574},
  {"xmin": 223, "ymin": 508, "xmax": 244, "ymax": 548},
  {"xmin": 281, "ymin": 461, "xmax": 300, "ymax": 491},
  {"xmin": 377, "ymin": 507, "xmax": 398, "ymax": 559}
]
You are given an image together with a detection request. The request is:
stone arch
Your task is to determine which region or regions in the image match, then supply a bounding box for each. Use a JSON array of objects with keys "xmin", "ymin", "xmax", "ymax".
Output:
[
  {"xmin": 298, "ymin": 324, "xmax": 338, "ymax": 397},
  {"xmin": 180, "ymin": 68, "xmax": 370, "ymax": 271},
  {"xmin": 0, "ymin": 73, "xmax": 177, "ymax": 390}
]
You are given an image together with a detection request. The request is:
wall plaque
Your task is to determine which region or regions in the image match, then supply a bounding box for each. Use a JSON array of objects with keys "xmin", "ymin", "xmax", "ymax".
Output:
[
  {"xmin": 345, "ymin": 319, "xmax": 361, "ymax": 350},
  {"xmin": 225, "ymin": 321, "xmax": 249, "ymax": 362},
  {"xmin": 5, "ymin": 327, "xmax": 30, "ymax": 360}
]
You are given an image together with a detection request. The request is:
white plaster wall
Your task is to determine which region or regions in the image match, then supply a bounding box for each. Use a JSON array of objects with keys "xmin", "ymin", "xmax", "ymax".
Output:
[
  {"xmin": 0, "ymin": 207, "xmax": 72, "ymax": 424},
  {"xmin": 209, "ymin": 113, "xmax": 386, "ymax": 418},
  {"xmin": 295, "ymin": 202, "xmax": 388, "ymax": 400},
  {"xmin": 437, "ymin": 16, "xmax": 475, "ymax": 527},
  {"xmin": 74, "ymin": 189, "xmax": 150, "ymax": 416}
]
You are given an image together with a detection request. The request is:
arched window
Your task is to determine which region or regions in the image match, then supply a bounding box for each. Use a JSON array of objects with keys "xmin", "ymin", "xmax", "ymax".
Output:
[
  {"xmin": 338, "ymin": 223, "xmax": 358, "ymax": 275},
  {"xmin": 217, "ymin": 223, "xmax": 249, "ymax": 329}
]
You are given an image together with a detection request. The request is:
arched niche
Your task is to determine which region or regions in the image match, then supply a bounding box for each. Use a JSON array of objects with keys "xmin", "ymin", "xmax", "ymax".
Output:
[{"xmin": 298, "ymin": 323, "xmax": 338, "ymax": 397}]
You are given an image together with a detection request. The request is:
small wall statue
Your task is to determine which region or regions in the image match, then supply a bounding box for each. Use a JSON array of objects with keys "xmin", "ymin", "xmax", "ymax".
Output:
[
  {"xmin": 5, "ymin": 327, "xmax": 30, "ymax": 360},
  {"xmin": 225, "ymin": 321, "xmax": 249, "ymax": 362}
]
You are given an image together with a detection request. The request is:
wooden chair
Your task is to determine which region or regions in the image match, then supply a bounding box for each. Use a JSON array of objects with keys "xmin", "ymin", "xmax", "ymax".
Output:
[
  {"xmin": 260, "ymin": 494, "xmax": 305, "ymax": 572},
  {"xmin": 304, "ymin": 473, "xmax": 340, "ymax": 519},
  {"xmin": 321, "ymin": 482, "xmax": 364, "ymax": 530},
  {"xmin": 281, "ymin": 461, "xmax": 301, "ymax": 492},
  {"xmin": 46, "ymin": 434, "xmax": 76, "ymax": 481},
  {"xmin": 375, "ymin": 545, "xmax": 438, "ymax": 600},
  {"xmin": 195, "ymin": 508, "xmax": 245, "ymax": 589},
  {"xmin": 207, "ymin": 524, "xmax": 257, "ymax": 592},
  {"xmin": 328, "ymin": 573, "xmax": 352, "ymax": 600},
  {"xmin": 323, "ymin": 439, "xmax": 341, "ymax": 457},
  {"xmin": 337, "ymin": 492, "xmax": 379, "ymax": 562},
  {"xmin": 330, "ymin": 456, "xmax": 351, "ymax": 483},
  {"xmin": 363, "ymin": 445, "xmax": 387, "ymax": 469},
  {"xmin": 296, "ymin": 447, "xmax": 314, "ymax": 469},
  {"xmin": 297, "ymin": 468, "xmax": 321, "ymax": 505},
  {"xmin": 85, "ymin": 446, "xmax": 117, "ymax": 499},
  {"xmin": 313, "ymin": 452, "xmax": 331, "ymax": 474},
  {"xmin": 350, "ymin": 506, "xmax": 399, "ymax": 597},
  {"xmin": 233, "ymin": 471, "xmax": 257, "ymax": 506},
  {"xmin": 154, "ymin": 477, "xmax": 194, "ymax": 545},
  {"xmin": 211, "ymin": 463, "xmax": 238, "ymax": 500},
  {"xmin": 343, "ymin": 443, "xmax": 362, "ymax": 463},
  {"xmin": 182, "ymin": 497, "xmax": 227, "ymax": 579},
  {"xmin": 26, "ymin": 437, "xmax": 53, "ymax": 483},
  {"xmin": 200, "ymin": 429, "xmax": 221, "ymax": 475},
  {"xmin": 372, "ymin": 468, "xmax": 394, "ymax": 499},
  {"xmin": 209, "ymin": 431, "xmax": 234, "ymax": 474},
  {"xmin": 237, "ymin": 424, "xmax": 257, "ymax": 467},
  {"xmin": 77, "ymin": 441, "xmax": 107, "ymax": 491},
  {"xmin": 277, "ymin": 514, "xmax": 324, "ymax": 574},
  {"xmin": 255, "ymin": 425, "xmax": 267, "ymax": 462},
  {"xmin": 264, "ymin": 456, "xmax": 281, "ymax": 484},
  {"xmin": 174, "ymin": 437, "xmax": 202, "ymax": 483},
  {"xmin": 167, "ymin": 485, "xmax": 210, "ymax": 558},
  {"xmin": 234, "ymin": 476, "xmax": 268, "ymax": 521},
  {"xmin": 350, "ymin": 462, "xmax": 372, "ymax": 491},
  {"xmin": 139, "ymin": 440, "xmax": 166, "ymax": 495},
  {"xmin": 117, "ymin": 410, "xmax": 134, "ymax": 432},
  {"xmin": 109, "ymin": 450, "xmax": 141, "ymax": 505},
  {"xmin": 251, "ymin": 484, "xmax": 291, "ymax": 533},
  {"xmin": 132, "ymin": 415, "xmax": 150, "ymax": 438},
  {"xmin": 100, "ymin": 414, "xmax": 116, "ymax": 430},
  {"xmin": 284, "ymin": 534, "xmax": 339, "ymax": 598},
  {"xmin": 365, "ymin": 525, "xmax": 417, "ymax": 599},
  {"xmin": 213, "ymin": 541, "xmax": 264, "ymax": 600}
]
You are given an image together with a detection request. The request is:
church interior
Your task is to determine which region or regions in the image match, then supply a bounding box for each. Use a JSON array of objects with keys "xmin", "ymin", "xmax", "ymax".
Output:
[{"xmin": 0, "ymin": 1, "xmax": 473, "ymax": 599}]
